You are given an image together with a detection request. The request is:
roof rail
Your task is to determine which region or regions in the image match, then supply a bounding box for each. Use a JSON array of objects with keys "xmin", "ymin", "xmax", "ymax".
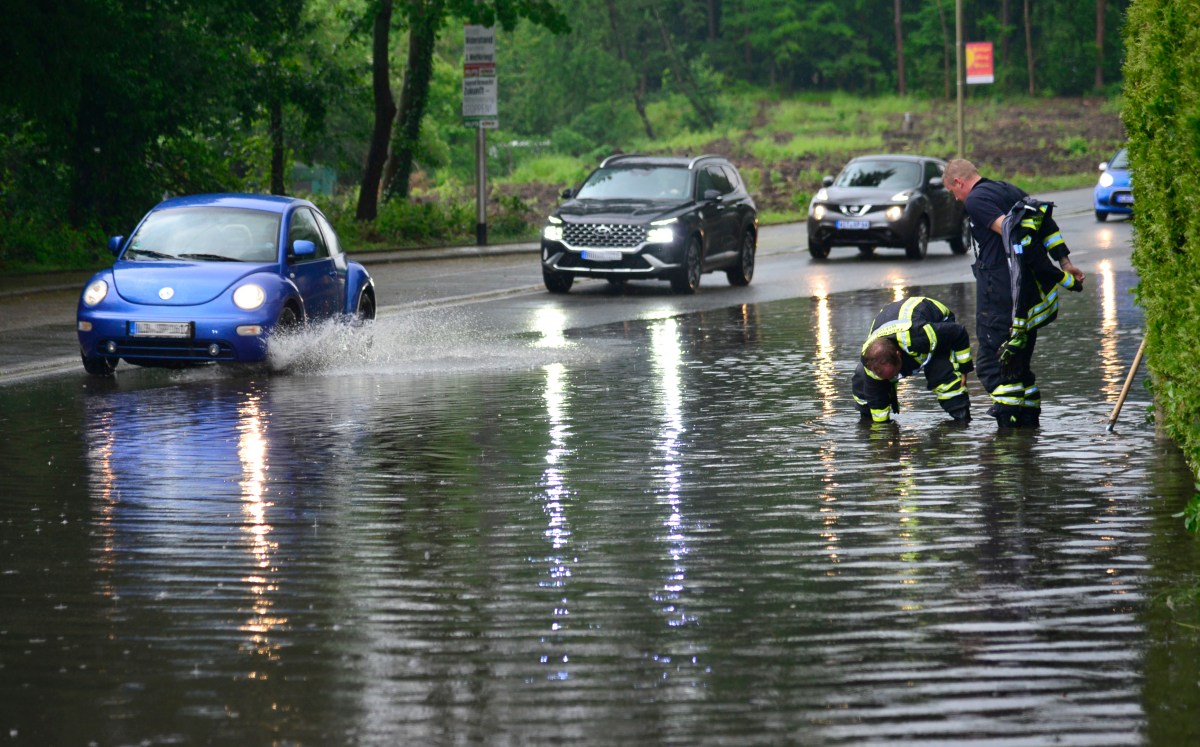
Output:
[
  {"xmin": 687, "ymin": 153, "xmax": 722, "ymax": 169},
  {"xmin": 599, "ymin": 153, "xmax": 644, "ymax": 167}
]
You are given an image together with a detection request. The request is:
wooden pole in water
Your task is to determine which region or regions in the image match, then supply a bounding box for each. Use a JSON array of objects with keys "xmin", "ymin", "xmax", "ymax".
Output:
[{"xmin": 1107, "ymin": 337, "xmax": 1147, "ymax": 432}]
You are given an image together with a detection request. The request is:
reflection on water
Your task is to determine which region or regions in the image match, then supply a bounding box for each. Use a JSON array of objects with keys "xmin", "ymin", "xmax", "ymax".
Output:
[{"xmin": 1, "ymin": 271, "xmax": 1196, "ymax": 745}]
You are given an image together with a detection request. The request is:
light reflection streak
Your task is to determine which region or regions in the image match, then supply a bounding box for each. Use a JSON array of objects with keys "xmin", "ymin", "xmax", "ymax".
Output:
[
  {"xmin": 813, "ymin": 284, "xmax": 837, "ymax": 416},
  {"xmin": 538, "ymin": 362, "xmax": 574, "ymax": 678},
  {"xmin": 650, "ymin": 318, "xmax": 693, "ymax": 627},
  {"xmin": 531, "ymin": 305, "xmax": 570, "ymax": 348},
  {"xmin": 813, "ymin": 282, "xmax": 843, "ymax": 566},
  {"xmin": 237, "ymin": 395, "xmax": 285, "ymax": 663},
  {"xmin": 91, "ymin": 408, "xmax": 119, "ymax": 594},
  {"xmin": 891, "ymin": 279, "xmax": 908, "ymax": 303},
  {"xmin": 1097, "ymin": 260, "xmax": 1122, "ymax": 399}
]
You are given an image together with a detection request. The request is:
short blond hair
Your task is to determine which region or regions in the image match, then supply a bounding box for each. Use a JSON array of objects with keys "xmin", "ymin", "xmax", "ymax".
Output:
[{"xmin": 944, "ymin": 159, "xmax": 979, "ymax": 183}]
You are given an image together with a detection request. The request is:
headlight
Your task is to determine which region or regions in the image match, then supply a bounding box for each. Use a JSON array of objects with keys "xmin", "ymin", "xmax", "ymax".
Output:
[
  {"xmin": 543, "ymin": 224, "xmax": 564, "ymax": 242},
  {"xmin": 646, "ymin": 217, "xmax": 677, "ymax": 244},
  {"xmin": 1099, "ymin": 172, "xmax": 1115, "ymax": 188},
  {"xmin": 813, "ymin": 204, "xmax": 827, "ymax": 220},
  {"xmin": 233, "ymin": 283, "xmax": 266, "ymax": 310},
  {"xmin": 83, "ymin": 279, "xmax": 108, "ymax": 306},
  {"xmin": 885, "ymin": 206, "xmax": 904, "ymax": 221},
  {"xmin": 815, "ymin": 188, "xmax": 828, "ymax": 201},
  {"xmin": 890, "ymin": 191, "xmax": 912, "ymax": 201}
]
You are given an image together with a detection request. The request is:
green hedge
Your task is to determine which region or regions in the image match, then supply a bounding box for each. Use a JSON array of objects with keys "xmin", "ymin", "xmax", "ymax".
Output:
[{"xmin": 1124, "ymin": 0, "xmax": 1200, "ymax": 473}]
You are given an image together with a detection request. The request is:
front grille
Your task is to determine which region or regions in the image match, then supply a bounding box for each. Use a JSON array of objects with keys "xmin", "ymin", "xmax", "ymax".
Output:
[
  {"xmin": 108, "ymin": 338, "xmax": 237, "ymax": 361},
  {"xmin": 563, "ymin": 223, "xmax": 646, "ymax": 248}
]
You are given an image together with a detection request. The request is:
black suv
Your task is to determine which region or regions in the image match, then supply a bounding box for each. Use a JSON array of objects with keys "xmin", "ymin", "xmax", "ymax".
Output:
[{"xmin": 540, "ymin": 154, "xmax": 758, "ymax": 294}]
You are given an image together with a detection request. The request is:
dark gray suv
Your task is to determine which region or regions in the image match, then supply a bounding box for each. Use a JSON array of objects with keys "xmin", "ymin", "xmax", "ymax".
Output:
[{"xmin": 540, "ymin": 154, "xmax": 758, "ymax": 294}]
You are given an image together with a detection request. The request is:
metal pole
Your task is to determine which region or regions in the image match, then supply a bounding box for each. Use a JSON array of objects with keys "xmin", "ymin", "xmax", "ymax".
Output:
[
  {"xmin": 475, "ymin": 125, "xmax": 487, "ymax": 246},
  {"xmin": 955, "ymin": 0, "xmax": 964, "ymax": 157},
  {"xmin": 1106, "ymin": 337, "xmax": 1147, "ymax": 432}
]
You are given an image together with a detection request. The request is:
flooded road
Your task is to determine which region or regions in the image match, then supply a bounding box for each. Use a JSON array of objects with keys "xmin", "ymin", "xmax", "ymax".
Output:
[{"xmin": 3, "ymin": 254, "xmax": 1198, "ymax": 745}]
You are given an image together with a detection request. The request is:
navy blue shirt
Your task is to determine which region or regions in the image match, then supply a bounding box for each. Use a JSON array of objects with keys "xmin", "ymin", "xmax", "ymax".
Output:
[{"xmin": 964, "ymin": 178, "xmax": 1027, "ymax": 269}]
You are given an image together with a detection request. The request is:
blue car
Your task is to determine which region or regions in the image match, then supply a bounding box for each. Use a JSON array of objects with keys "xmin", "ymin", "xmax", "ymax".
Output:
[
  {"xmin": 1094, "ymin": 147, "xmax": 1132, "ymax": 222},
  {"xmin": 77, "ymin": 193, "xmax": 376, "ymax": 376}
]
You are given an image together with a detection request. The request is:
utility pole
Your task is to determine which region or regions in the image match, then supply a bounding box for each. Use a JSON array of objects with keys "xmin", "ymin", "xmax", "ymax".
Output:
[{"xmin": 956, "ymin": 0, "xmax": 965, "ymax": 157}]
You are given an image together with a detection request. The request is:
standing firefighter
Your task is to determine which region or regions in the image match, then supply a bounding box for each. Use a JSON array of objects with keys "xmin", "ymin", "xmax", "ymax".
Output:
[
  {"xmin": 944, "ymin": 159, "xmax": 1085, "ymax": 428},
  {"xmin": 852, "ymin": 296, "xmax": 974, "ymax": 424}
]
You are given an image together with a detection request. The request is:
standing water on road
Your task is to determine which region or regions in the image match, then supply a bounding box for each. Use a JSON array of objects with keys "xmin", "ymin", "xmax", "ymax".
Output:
[{"xmin": 2, "ymin": 267, "xmax": 1198, "ymax": 746}]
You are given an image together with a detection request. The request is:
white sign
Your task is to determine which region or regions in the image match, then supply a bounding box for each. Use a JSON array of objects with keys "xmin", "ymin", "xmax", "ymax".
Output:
[{"xmin": 463, "ymin": 25, "xmax": 497, "ymax": 128}]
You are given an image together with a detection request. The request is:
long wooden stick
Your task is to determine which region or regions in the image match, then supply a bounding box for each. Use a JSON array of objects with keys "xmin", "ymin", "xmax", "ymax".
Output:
[{"xmin": 1107, "ymin": 337, "xmax": 1147, "ymax": 432}]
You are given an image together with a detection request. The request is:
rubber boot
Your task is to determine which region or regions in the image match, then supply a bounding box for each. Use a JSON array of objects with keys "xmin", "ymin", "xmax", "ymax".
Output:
[{"xmin": 949, "ymin": 406, "xmax": 971, "ymax": 423}]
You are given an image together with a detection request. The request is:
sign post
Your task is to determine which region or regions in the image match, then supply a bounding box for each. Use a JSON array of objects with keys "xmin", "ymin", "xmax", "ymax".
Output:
[{"xmin": 463, "ymin": 25, "xmax": 497, "ymax": 245}]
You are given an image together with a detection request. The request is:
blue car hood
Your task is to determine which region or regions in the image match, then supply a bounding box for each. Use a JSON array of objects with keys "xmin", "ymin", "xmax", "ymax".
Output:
[{"xmin": 112, "ymin": 261, "xmax": 275, "ymax": 305}]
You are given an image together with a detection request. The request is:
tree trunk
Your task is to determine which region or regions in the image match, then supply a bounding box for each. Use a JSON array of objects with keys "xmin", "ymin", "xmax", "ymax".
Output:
[
  {"xmin": 1024, "ymin": 0, "xmax": 1035, "ymax": 96},
  {"xmin": 384, "ymin": 0, "xmax": 442, "ymax": 202},
  {"xmin": 355, "ymin": 0, "xmax": 397, "ymax": 221},
  {"xmin": 936, "ymin": 0, "xmax": 950, "ymax": 100},
  {"xmin": 269, "ymin": 98, "xmax": 285, "ymax": 196},
  {"xmin": 1095, "ymin": 0, "xmax": 1106, "ymax": 90},
  {"xmin": 1000, "ymin": 0, "xmax": 1010, "ymax": 66},
  {"xmin": 650, "ymin": 6, "xmax": 716, "ymax": 128},
  {"xmin": 707, "ymin": 0, "xmax": 718, "ymax": 42},
  {"xmin": 894, "ymin": 0, "xmax": 906, "ymax": 95},
  {"xmin": 605, "ymin": 0, "xmax": 655, "ymax": 140}
]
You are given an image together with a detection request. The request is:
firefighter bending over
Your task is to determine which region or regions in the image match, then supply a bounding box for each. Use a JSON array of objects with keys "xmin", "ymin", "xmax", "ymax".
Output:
[{"xmin": 852, "ymin": 296, "xmax": 974, "ymax": 424}]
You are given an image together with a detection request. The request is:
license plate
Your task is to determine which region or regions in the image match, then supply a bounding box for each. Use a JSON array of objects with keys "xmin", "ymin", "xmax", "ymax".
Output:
[
  {"xmin": 581, "ymin": 249, "xmax": 622, "ymax": 262},
  {"xmin": 1116, "ymin": 193, "xmax": 1134, "ymax": 204},
  {"xmin": 836, "ymin": 220, "xmax": 870, "ymax": 230},
  {"xmin": 129, "ymin": 321, "xmax": 192, "ymax": 338}
]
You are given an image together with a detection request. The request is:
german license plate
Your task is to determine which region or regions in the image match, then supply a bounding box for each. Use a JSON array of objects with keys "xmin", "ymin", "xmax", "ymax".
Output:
[
  {"xmin": 1116, "ymin": 193, "xmax": 1134, "ymax": 204},
  {"xmin": 582, "ymin": 249, "xmax": 621, "ymax": 262},
  {"xmin": 129, "ymin": 321, "xmax": 192, "ymax": 338},
  {"xmin": 836, "ymin": 220, "xmax": 870, "ymax": 230}
]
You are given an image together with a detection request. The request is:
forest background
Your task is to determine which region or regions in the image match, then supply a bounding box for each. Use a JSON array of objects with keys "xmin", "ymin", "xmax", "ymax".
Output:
[{"xmin": 1, "ymin": 0, "xmax": 1130, "ymax": 273}]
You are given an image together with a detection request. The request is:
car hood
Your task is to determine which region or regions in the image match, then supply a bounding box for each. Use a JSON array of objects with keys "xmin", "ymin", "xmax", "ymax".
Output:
[
  {"xmin": 111, "ymin": 261, "xmax": 275, "ymax": 305},
  {"xmin": 821, "ymin": 186, "xmax": 913, "ymax": 203},
  {"xmin": 555, "ymin": 198, "xmax": 687, "ymax": 223}
]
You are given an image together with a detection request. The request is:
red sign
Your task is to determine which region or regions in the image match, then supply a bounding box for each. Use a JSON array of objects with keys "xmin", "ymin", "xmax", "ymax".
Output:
[{"xmin": 966, "ymin": 42, "xmax": 994, "ymax": 85}]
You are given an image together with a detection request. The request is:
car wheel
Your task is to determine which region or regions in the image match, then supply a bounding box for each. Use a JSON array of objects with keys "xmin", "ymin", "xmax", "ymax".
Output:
[
  {"xmin": 355, "ymin": 290, "xmax": 376, "ymax": 322},
  {"xmin": 726, "ymin": 230, "xmax": 756, "ymax": 286},
  {"xmin": 948, "ymin": 215, "xmax": 971, "ymax": 255},
  {"xmin": 275, "ymin": 305, "xmax": 300, "ymax": 333},
  {"xmin": 905, "ymin": 217, "xmax": 929, "ymax": 259},
  {"xmin": 671, "ymin": 237, "xmax": 702, "ymax": 294},
  {"xmin": 543, "ymin": 268, "xmax": 574, "ymax": 294},
  {"xmin": 858, "ymin": 245, "xmax": 876, "ymax": 258},
  {"xmin": 1095, "ymin": 210, "xmax": 1109, "ymax": 222},
  {"xmin": 81, "ymin": 351, "xmax": 117, "ymax": 377},
  {"xmin": 808, "ymin": 238, "xmax": 831, "ymax": 260}
]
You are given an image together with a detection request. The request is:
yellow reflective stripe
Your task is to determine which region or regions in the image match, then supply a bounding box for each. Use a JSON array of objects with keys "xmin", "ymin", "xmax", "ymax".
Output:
[
  {"xmin": 1058, "ymin": 270, "xmax": 1075, "ymax": 289},
  {"xmin": 870, "ymin": 407, "xmax": 891, "ymax": 423},
  {"xmin": 1043, "ymin": 231, "xmax": 1064, "ymax": 249},
  {"xmin": 928, "ymin": 297, "xmax": 951, "ymax": 316},
  {"xmin": 954, "ymin": 348, "xmax": 972, "ymax": 363},
  {"xmin": 923, "ymin": 324, "xmax": 938, "ymax": 357},
  {"xmin": 1012, "ymin": 317, "xmax": 1028, "ymax": 330},
  {"xmin": 896, "ymin": 297, "xmax": 923, "ymax": 351},
  {"xmin": 990, "ymin": 382, "xmax": 1025, "ymax": 406},
  {"xmin": 862, "ymin": 320, "xmax": 912, "ymax": 355},
  {"xmin": 853, "ymin": 394, "xmax": 868, "ymax": 406},
  {"xmin": 934, "ymin": 376, "xmax": 966, "ymax": 399}
]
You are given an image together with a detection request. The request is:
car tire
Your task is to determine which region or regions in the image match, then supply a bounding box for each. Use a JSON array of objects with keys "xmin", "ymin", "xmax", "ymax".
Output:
[
  {"xmin": 726, "ymin": 230, "xmax": 756, "ymax": 286},
  {"xmin": 355, "ymin": 290, "xmax": 376, "ymax": 322},
  {"xmin": 543, "ymin": 269, "xmax": 574, "ymax": 294},
  {"xmin": 808, "ymin": 239, "xmax": 831, "ymax": 260},
  {"xmin": 948, "ymin": 215, "xmax": 971, "ymax": 255},
  {"xmin": 858, "ymin": 245, "xmax": 876, "ymax": 258},
  {"xmin": 671, "ymin": 237, "xmax": 702, "ymax": 295},
  {"xmin": 275, "ymin": 305, "xmax": 300, "ymax": 333},
  {"xmin": 81, "ymin": 351, "xmax": 117, "ymax": 377},
  {"xmin": 1095, "ymin": 210, "xmax": 1109, "ymax": 222},
  {"xmin": 905, "ymin": 217, "xmax": 929, "ymax": 259}
]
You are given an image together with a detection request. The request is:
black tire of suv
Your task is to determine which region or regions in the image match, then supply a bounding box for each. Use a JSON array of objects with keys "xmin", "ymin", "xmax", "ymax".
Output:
[
  {"xmin": 948, "ymin": 214, "xmax": 971, "ymax": 255},
  {"xmin": 726, "ymin": 230, "xmax": 756, "ymax": 286},
  {"xmin": 543, "ymin": 269, "xmax": 574, "ymax": 294},
  {"xmin": 905, "ymin": 217, "xmax": 929, "ymax": 259},
  {"xmin": 858, "ymin": 245, "xmax": 876, "ymax": 258},
  {"xmin": 671, "ymin": 238, "xmax": 702, "ymax": 294},
  {"xmin": 808, "ymin": 239, "xmax": 831, "ymax": 260}
]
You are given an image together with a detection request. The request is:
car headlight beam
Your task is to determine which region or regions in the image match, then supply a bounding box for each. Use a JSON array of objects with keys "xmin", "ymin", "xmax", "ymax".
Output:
[
  {"xmin": 233, "ymin": 283, "xmax": 266, "ymax": 311},
  {"xmin": 885, "ymin": 206, "xmax": 904, "ymax": 222},
  {"xmin": 813, "ymin": 204, "xmax": 827, "ymax": 220},
  {"xmin": 1099, "ymin": 172, "xmax": 1115, "ymax": 188},
  {"xmin": 83, "ymin": 279, "xmax": 108, "ymax": 306}
]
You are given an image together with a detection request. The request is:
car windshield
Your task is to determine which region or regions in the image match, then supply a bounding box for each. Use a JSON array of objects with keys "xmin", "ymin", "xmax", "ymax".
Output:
[
  {"xmin": 125, "ymin": 207, "xmax": 281, "ymax": 263},
  {"xmin": 835, "ymin": 160, "xmax": 922, "ymax": 189},
  {"xmin": 1110, "ymin": 148, "xmax": 1130, "ymax": 170},
  {"xmin": 575, "ymin": 166, "xmax": 691, "ymax": 200}
]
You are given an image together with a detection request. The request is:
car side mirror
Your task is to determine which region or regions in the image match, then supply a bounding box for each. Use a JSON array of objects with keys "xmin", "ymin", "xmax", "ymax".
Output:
[
  {"xmin": 1098, "ymin": 163, "xmax": 1108, "ymax": 172},
  {"xmin": 929, "ymin": 177, "xmax": 945, "ymax": 189},
  {"xmin": 561, "ymin": 188, "xmax": 574, "ymax": 199},
  {"xmin": 107, "ymin": 236, "xmax": 125, "ymax": 255},
  {"xmin": 292, "ymin": 239, "xmax": 316, "ymax": 258},
  {"xmin": 822, "ymin": 175, "xmax": 834, "ymax": 187},
  {"xmin": 704, "ymin": 189, "xmax": 723, "ymax": 202}
]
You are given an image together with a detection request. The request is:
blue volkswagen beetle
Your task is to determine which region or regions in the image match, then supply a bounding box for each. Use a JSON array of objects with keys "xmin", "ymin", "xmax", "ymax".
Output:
[
  {"xmin": 77, "ymin": 194, "xmax": 376, "ymax": 376},
  {"xmin": 1094, "ymin": 147, "xmax": 1132, "ymax": 222}
]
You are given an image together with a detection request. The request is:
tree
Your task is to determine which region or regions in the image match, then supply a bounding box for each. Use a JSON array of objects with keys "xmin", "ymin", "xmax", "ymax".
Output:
[{"xmin": 895, "ymin": 0, "xmax": 907, "ymax": 95}]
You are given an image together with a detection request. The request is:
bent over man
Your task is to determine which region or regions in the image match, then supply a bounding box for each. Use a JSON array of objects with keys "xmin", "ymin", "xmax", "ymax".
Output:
[
  {"xmin": 852, "ymin": 296, "xmax": 974, "ymax": 424},
  {"xmin": 944, "ymin": 159, "xmax": 1085, "ymax": 428}
]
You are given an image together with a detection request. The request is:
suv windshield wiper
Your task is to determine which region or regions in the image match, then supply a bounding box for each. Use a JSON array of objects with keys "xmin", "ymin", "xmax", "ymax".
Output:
[{"xmin": 177, "ymin": 253, "xmax": 239, "ymax": 262}]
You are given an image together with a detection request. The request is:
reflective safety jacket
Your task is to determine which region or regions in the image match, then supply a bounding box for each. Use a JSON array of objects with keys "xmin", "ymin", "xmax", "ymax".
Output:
[
  {"xmin": 852, "ymin": 296, "xmax": 973, "ymax": 422},
  {"xmin": 1000, "ymin": 197, "xmax": 1081, "ymax": 337}
]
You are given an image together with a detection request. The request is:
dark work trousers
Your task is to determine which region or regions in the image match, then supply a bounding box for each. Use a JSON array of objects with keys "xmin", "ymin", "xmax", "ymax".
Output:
[{"xmin": 974, "ymin": 263, "xmax": 1041, "ymax": 425}]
